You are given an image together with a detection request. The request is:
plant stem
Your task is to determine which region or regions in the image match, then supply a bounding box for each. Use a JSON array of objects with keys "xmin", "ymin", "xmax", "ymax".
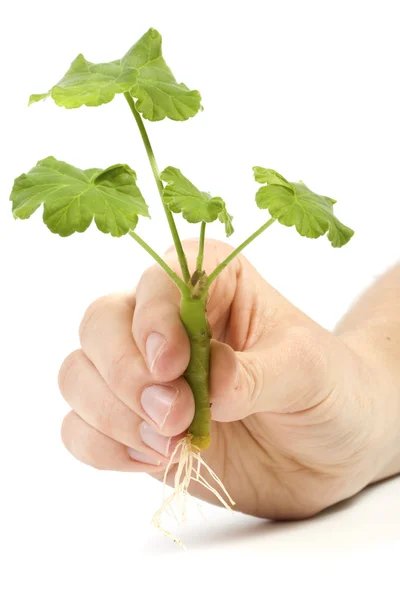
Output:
[
  {"xmin": 204, "ymin": 217, "xmax": 276, "ymax": 293},
  {"xmin": 129, "ymin": 231, "xmax": 188, "ymax": 297},
  {"xmin": 196, "ymin": 222, "xmax": 206, "ymax": 272},
  {"xmin": 124, "ymin": 92, "xmax": 191, "ymax": 284},
  {"xmin": 180, "ymin": 294, "xmax": 211, "ymax": 450}
]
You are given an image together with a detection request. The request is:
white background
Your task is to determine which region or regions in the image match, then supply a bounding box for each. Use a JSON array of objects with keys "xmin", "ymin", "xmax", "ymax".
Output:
[{"xmin": 1, "ymin": 0, "xmax": 399, "ymax": 598}]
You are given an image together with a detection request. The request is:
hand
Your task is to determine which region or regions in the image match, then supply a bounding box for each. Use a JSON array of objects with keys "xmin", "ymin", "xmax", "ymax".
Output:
[{"xmin": 59, "ymin": 239, "xmax": 388, "ymax": 519}]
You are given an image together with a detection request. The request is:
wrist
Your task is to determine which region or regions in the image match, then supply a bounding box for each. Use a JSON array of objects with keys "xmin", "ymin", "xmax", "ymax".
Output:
[{"xmin": 339, "ymin": 325, "xmax": 400, "ymax": 484}]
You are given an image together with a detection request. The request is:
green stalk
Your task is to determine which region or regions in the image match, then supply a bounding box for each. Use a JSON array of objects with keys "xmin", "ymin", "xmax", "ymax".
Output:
[
  {"xmin": 131, "ymin": 224, "xmax": 211, "ymax": 448},
  {"xmin": 182, "ymin": 219, "xmax": 276, "ymax": 449},
  {"xmin": 124, "ymin": 94, "xmax": 214, "ymax": 449},
  {"xmin": 180, "ymin": 293, "xmax": 211, "ymax": 450},
  {"xmin": 129, "ymin": 231, "xmax": 188, "ymax": 296},
  {"xmin": 125, "ymin": 98, "xmax": 275, "ymax": 452},
  {"xmin": 124, "ymin": 93, "xmax": 191, "ymax": 285},
  {"xmin": 205, "ymin": 217, "xmax": 276, "ymax": 293},
  {"xmin": 196, "ymin": 222, "xmax": 206, "ymax": 272}
]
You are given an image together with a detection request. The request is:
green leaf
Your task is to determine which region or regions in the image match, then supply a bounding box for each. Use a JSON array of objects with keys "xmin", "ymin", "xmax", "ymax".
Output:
[
  {"xmin": 160, "ymin": 167, "xmax": 233, "ymax": 235},
  {"xmin": 125, "ymin": 29, "xmax": 202, "ymax": 121},
  {"xmin": 218, "ymin": 206, "xmax": 234, "ymax": 237},
  {"xmin": 29, "ymin": 54, "xmax": 138, "ymax": 109},
  {"xmin": 253, "ymin": 167, "xmax": 354, "ymax": 247},
  {"xmin": 11, "ymin": 157, "xmax": 149, "ymax": 237},
  {"xmin": 29, "ymin": 28, "xmax": 202, "ymax": 120},
  {"xmin": 160, "ymin": 166, "xmax": 223, "ymax": 222}
]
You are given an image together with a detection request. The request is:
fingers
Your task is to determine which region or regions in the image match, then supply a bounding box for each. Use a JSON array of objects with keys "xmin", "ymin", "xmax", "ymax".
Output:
[
  {"xmin": 209, "ymin": 326, "xmax": 336, "ymax": 421},
  {"xmin": 61, "ymin": 411, "xmax": 165, "ymax": 472},
  {"xmin": 63, "ymin": 238, "xmax": 241, "ymax": 474},
  {"xmin": 59, "ymin": 346, "xmax": 194, "ymax": 441},
  {"xmin": 59, "ymin": 351, "xmax": 186, "ymax": 467},
  {"xmin": 78, "ymin": 295, "xmax": 195, "ymax": 437}
]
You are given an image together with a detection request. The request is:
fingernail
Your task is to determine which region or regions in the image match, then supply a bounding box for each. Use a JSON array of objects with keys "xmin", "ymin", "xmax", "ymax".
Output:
[
  {"xmin": 141, "ymin": 385, "xmax": 178, "ymax": 429},
  {"xmin": 145, "ymin": 332, "xmax": 167, "ymax": 372},
  {"xmin": 140, "ymin": 422, "xmax": 172, "ymax": 457},
  {"xmin": 127, "ymin": 448, "xmax": 161, "ymax": 466}
]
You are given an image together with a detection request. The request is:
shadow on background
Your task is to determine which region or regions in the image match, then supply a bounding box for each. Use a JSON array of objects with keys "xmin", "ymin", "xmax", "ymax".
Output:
[{"xmin": 142, "ymin": 474, "xmax": 400, "ymax": 554}]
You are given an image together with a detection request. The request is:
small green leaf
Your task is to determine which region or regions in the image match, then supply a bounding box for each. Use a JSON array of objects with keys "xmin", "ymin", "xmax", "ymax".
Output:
[
  {"xmin": 253, "ymin": 167, "xmax": 354, "ymax": 247},
  {"xmin": 161, "ymin": 166, "xmax": 223, "ymax": 222},
  {"xmin": 11, "ymin": 157, "xmax": 149, "ymax": 237},
  {"xmin": 29, "ymin": 28, "xmax": 202, "ymax": 120},
  {"xmin": 218, "ymin": 206, "xmax": 234, "ymax": 237},
  {"xmin": 160, "ymin": 167, "xmax": 233, "ymax": 235}
]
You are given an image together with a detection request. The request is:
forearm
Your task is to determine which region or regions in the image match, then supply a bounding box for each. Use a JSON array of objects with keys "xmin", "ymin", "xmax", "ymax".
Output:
[{"xmin": 335, "ymin": 263, "xmax": 400, "ymax": 482}]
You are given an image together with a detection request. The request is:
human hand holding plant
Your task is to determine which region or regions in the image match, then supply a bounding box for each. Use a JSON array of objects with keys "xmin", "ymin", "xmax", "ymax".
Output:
[
  {"xmin": 10, "ymin": 28, "xmax": 361, "ymax": 544},
  {"xmin": 58, "ymin": 239, "xmax": 397, "ymax": 527}
]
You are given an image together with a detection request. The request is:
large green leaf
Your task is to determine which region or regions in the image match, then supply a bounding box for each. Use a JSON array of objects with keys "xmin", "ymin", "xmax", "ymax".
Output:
[
  {"xmin": 124, "ymin": 29, "xmax": 202, "ymax": 121},
  {"xmin": 29, "ymin": 28, "xmax": 202, "ymax": 121},
  {"xmin": 160, "ymin": 166, "xmax": 234, "ymax": 236},
  {"xmin": 253, "ymin": 167, "xmax": 354, "ymax": 247},
  {"xmin": 11, "ymin": 157, "xmax": 149, "ymax": 237}
]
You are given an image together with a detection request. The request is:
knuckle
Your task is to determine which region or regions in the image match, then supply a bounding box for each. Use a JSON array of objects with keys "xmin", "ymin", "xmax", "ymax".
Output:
[
  {"xmin": 239, "ymin": 353, "xmax": 265, "ymax": 406},
  {"xmin": 138, "ymin": 264, "xmax": 158, "ymax": 284},
  {"xmin": 92, "ymin": 396, "xmax": 115, "ymax": 438},
  {"xmin": 58, "ymin": 349, "xmax": 84, "ymax": 396},
  {"xmin": 136, "ymin": 265, "xmax": 162, "ymax": 294},
  {"xmin": 61, "ymin": 412, "xmax": 105, "ymax": 471},
  {"xmin": 134, "ymin": 295, "xmax": 160, "ymax": 320},
  {"xmin": 78, "ymin": 295, "xmax": 117, "ymax": 345},
  {"xmin": 107, "ymin": 351, "xmax": 135, "ymax": 398}
]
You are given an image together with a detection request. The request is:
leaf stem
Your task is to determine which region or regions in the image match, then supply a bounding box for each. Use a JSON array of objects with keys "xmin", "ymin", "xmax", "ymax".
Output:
[
  {"xmin": 204, "ymin": 217, "xmax": 276, "ymax": 293},
  {"xmin": 124, "ymin": 92, "xmax": 191, "ymax": 284},
  {"xmin": 129, "ymin": 231, "xmax": 188, "ymax": 297},
  {"xmin": 196, "ymin": 222, "xmax": 206, "ymax": 272}
]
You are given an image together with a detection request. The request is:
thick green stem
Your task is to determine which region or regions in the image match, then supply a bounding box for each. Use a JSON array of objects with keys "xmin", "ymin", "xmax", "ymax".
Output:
[
  {"xmin": 129, "ymin": 231, "xmax": 188, "ymax": 296},
  {"xmin": 180, "ymin": 295, "xmax": 211, "ymax": 450},
  {"xmin": 204, "ymin": 217, "xmax": 276, "ymax": 293},
  {"xmin": 124, "ymin": 92, "xmax": 191, "ymax": 285},
  {"xmin": 196, "ymin": 222, "xmax": 206, "ymax": 272}
]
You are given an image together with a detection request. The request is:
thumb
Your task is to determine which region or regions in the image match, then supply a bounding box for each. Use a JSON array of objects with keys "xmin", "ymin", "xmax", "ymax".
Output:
[{"xmin": 209, "ymin": 325, "xmax": 340, "ymax": 422}]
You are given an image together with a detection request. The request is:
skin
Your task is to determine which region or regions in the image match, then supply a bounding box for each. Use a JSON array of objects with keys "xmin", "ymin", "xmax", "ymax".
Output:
[{"xmin": 59, "ymin": 240, "xmax": 400, "ymax": 520}]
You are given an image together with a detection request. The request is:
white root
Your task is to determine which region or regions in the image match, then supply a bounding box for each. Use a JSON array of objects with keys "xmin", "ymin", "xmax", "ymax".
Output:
[{"xmin": 151, "ymin": 435, "xmax": 235, "ymax": 548}]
